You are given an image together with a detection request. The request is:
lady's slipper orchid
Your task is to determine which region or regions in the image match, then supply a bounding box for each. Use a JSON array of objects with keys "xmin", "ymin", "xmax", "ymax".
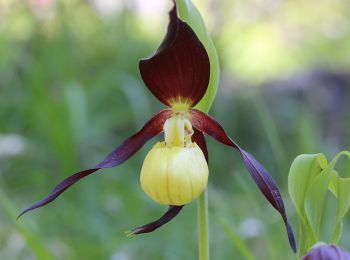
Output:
[{"xmin": 19, "ymin": 2, "xmax": 296, "ymax": 252}]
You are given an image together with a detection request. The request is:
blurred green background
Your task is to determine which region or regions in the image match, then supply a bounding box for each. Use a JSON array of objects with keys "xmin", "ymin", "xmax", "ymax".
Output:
[{"xmin": 1, "ymin": 0, "xmax": 350, "ymax": 259}]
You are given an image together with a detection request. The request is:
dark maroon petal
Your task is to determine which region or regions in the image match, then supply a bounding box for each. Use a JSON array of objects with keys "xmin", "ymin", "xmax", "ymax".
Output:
[
  {"xmin": 139, "ymin": 2, "xmax": 210, "ymax": 107},
  {"xmin": 17, "ymin": 168, "xmax": 98, "ymax": 219},
  {"xmin": 190, "ymin": 108, "xmax": 296, "ymax": 252},
  {"xmin": 17, "ymin": 109, "xmax": 172, "ymax": 219},
  {"xmin": 192, "ymin": 128, "xmax": 208, "ymax": 162},
  {"xmin": 240, "ymin": 150, "xmax": 296, "ymax": 253},
  {"xmin": 95, "ymin": 109, "xmax": 172, "ymax": 168},
  {"xmin": 128, "ymin": 205, "xmax": 184, "ymax": 235},
  {"xmin": 302, "ymin": 243, "xmax": 350, "ymax": 260}
]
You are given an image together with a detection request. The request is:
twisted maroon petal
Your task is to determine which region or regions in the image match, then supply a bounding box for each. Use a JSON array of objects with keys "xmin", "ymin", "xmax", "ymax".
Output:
[
  {"xmin": 190, "ymin": 108, "xmax": 296, "ymax": 252},
  {"xmin": 139, "ymin": 2, "xmax": 210, "ymax": 107},
  {"xmin": 128, "ymin": 205, "xmax": 184, "ymax": 235},
  {"xmin": 18, "ymin": 109, "xmax": 172, "ymax": 219}
]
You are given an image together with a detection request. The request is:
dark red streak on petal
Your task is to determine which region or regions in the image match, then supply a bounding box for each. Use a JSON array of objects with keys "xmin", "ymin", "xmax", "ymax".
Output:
[
  {"xmin": 17, "ymin": 109, "xmax": 172, "ymax": 219},
  {"xmin": 189, "ymin": 108, "xmax": 296, "ymax": 252},
  {"xmin": 192, "ymin": 128, "xmax": 208, "ymax": 162},
  {"xmin": 139, "ymin": 3, "xmax": 210, "ymax": 107},
  {"xmin": 129, "ymin": 205, "xmax": 184, "ymax": 235}
]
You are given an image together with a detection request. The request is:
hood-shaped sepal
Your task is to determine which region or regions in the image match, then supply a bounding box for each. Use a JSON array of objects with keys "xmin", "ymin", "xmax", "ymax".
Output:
[{"xmin": 139, "ymin": 2, "xmax": 210, "ymax": 108}]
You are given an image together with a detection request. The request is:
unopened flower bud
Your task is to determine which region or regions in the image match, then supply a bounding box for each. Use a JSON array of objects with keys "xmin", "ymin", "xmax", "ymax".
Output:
[{"xmin": 302, "ymin": 243, "xmax": 350, "ymax": 260}]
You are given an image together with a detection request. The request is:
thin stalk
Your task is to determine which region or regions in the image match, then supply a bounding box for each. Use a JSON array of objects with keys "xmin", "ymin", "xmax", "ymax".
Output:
[{"xmin": 198, "ymin": 189, "xmax": 210, "ymax": 260}]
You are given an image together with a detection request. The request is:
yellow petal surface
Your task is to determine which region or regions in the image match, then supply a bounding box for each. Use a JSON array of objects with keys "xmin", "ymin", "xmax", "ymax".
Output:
[{"xmin": 140, "ymin": 142, "xmax": 209, "ymax": 205}]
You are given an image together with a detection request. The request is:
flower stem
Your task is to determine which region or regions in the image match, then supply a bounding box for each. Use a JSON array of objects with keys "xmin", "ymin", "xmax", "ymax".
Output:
[{"xmin": 198, "ymin": 189, "xmax": 209, "ymax": 260}]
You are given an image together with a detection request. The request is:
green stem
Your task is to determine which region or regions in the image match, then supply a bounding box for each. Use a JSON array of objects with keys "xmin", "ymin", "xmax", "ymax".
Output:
[{"xmin": 198, "ymin": 189, "xmax": 210, "ymax": 260}]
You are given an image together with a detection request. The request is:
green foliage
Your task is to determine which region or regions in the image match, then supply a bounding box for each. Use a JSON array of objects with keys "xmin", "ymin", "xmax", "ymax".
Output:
[
  {"xmin": 328, "ymin": 152, "xmax": 350, "ymax": 243},
  {"xmin": 289, "ymin": 151, "xmax": 350, "ymax": 257}
]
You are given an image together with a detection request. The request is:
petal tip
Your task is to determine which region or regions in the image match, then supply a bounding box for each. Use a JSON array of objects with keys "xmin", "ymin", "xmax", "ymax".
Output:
[
  {"xmin": 125, "ymin": 230, "xmax": 136, "ymax": 237},
  {"xmin": 286, "ymin": 221, "xmax": 297, "ymax": 253},
  {"xmin": 128, "ymin": 205, "xmax": 184, "ymax": 235},
  {"xmin": 16, "ymin": 212, "xmax": 24, "ymax": 221}
]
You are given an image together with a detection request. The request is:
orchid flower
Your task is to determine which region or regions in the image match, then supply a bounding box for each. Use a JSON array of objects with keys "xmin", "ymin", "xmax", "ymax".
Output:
[{"xmin": 18, "ymin": 2, "xmax": 295, "ymax": 252}]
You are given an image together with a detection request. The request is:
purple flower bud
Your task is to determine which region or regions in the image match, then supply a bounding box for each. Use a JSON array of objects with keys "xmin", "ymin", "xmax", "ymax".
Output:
[{"xmin": 302, "ymin": 243, "xmax": 350, "ymax": 260}]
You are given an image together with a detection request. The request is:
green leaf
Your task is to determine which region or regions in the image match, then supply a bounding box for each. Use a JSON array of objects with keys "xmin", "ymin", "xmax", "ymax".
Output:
[
  {"xmin": 288, "ymin": 154, "xmax": 327, "ymax": 219},
  {"xmin": 304, "ymin": 164, "xmax": 334, "ymax": 237},
  {"xmin": 302, "ymin": 151, "xmax": 350, "ymax": 244},
  {"xmin": 298, "ymin": 220, "xmax": 318, "ymax": 259},
  {"xmin": 334, "ymin": 177, "xmax": 350, "ymax": 220},
  {"xmin": 327, "ymin": 151, "xmax": 350, "ymax": 242},
  {"xmin": 332, "ymin": 221, "xmax": 343, "ymax": 244},
  {"xmin": 329, "ymin": 170, "xmax": 339, "ymax": 196},
  {"xmin": 176, "ymin": 0, "xmax": 220, "ymax": 113},
  {"xmin": 288, "ymin": 153, "xmax": 327, "ymax": 257},
  {"xmin": 304, "ymin": 153, "xmax": 349, "ymax": 238}
]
